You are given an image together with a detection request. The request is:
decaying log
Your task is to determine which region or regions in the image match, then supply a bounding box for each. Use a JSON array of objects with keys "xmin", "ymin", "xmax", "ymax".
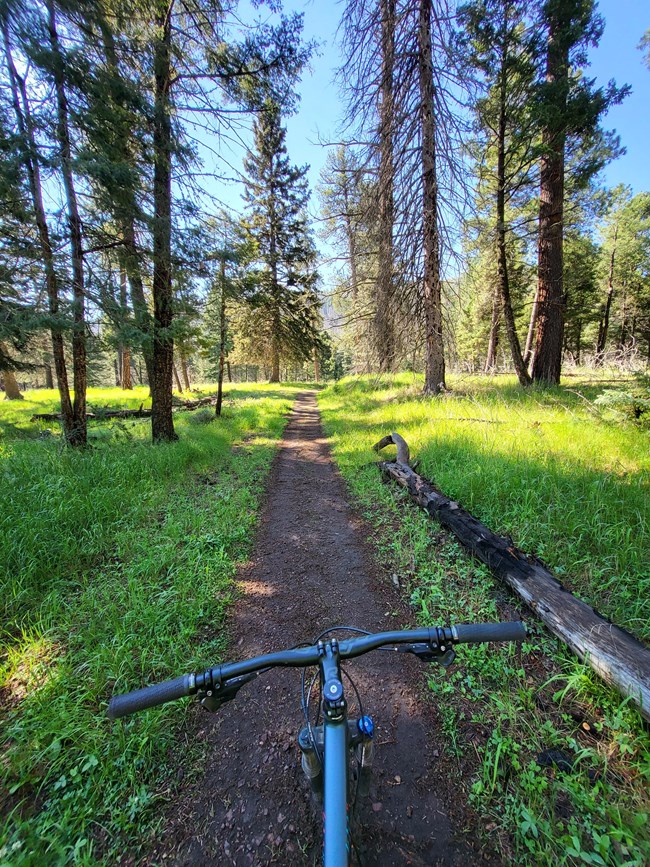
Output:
[
  {"xmin": 373, "ymin": 431, "xmax": 410, "ymax": 465},
  {"xmin": 31, "ymin": 393, "xmax": 219, "ymax": 422},
  {"xmin": 376, "ymin": 433, "xmax": 650, "ymax": 721},
  {"xmin": 32, "ymin": 404, "xmax": 150, "ymax": 421}
]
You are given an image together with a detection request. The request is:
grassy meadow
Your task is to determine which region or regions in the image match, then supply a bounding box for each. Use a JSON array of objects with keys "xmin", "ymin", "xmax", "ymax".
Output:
[
  {"xmin": 0, "ymin": 383, "xmax": 300, "ymax": 864},
  {"xmin": 319, "ymin": 372, "xmax": 650, "ymax": 867}
]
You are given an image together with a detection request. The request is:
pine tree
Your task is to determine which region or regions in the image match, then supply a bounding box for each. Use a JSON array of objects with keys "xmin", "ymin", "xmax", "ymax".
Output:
[
  {"xmin": 460, "ymin": 0, "xmax": 539, "ymax": 386},
  {"xmin": 531, "ymin": 0, "xmax": 628, "ymax": 384},
  {"xmin": 242, "ymin": 102, "xmax": 320, "ymax": 382}
]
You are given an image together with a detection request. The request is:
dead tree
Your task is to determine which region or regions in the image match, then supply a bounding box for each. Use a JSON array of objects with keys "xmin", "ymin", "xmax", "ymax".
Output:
[{"xmin": 374, "ymin": 433, "xmax": 650, "ymax": 722}]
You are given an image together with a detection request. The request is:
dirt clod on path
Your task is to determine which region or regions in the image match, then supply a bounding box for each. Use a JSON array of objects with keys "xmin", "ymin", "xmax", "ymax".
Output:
[{"xmin": 147, "ymin": 392, "xmax": 486, "ymax": 866}]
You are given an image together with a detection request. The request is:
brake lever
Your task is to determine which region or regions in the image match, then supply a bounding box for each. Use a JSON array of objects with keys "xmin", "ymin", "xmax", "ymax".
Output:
[
  {"xmin": 400, "ymin": 643, "xmax": 456, "ymax": 668},
  {"xmin": 198, "ymin": 672, "xmax": 258, "ymax": 712}
]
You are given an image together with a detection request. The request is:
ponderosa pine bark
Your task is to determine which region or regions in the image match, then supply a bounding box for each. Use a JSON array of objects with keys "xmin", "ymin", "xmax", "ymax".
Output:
[
  {"xmin": 150, "ymin": 7, "xmax": 177, "ymax": 441},
  {"xmin": 532, "ymin": 9, "xmax": 567, "ymax": 385},
  {"xmin": 418, "ymin": 0, "xmax": 445, "ymax": 394},
  {"xmin": 48, "ymin": 0, "xmax": 87, "ymax": 445},
  {"xmin": 2, "ymin": 20, "xmax": 75, "ymax": 437}
]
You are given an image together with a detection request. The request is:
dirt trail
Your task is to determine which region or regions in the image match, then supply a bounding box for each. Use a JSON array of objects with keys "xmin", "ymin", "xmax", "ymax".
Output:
[{"xmin": 149, "ymin": 392, "xmax": 485, "ymax": 866}]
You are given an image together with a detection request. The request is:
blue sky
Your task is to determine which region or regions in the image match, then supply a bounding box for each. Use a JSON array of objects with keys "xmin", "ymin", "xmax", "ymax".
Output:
[
  {"xmin": 207, "ymin": 0, "xmax": 650, "ymax": 221},
  {"xmin": 282, "ymin": 0, "xmax": 650, "ymax": 200}
]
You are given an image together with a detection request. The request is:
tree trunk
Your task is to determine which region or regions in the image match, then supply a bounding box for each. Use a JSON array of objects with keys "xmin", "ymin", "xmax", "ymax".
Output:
[
  {"xmin": 523, "ymin": 285, "xmax": 539, "ymax": 368},
  {"xmin": 48, "ymin": 0, "xmax": 87, "ymax": 445},
  {"xmin": 150, "ymin": 9, "xmax": 177, "ymax": 441},
  {"xmin": 119, "ymin": 267, "xmax": 133, "ymax": 389},
  {"xmin": 313, "ymin": 347, "xmax": 320, "ymax": 382},
  {"xmin": 485, "ymin": 287, "xmax": 500, "ymax": 372},
  {"xmin": 216, "ymin": 258, "xmax": 227, "ymax": 417},
  {"xmin": 496, "ymin": 69, "xmax": 530, "ymax": 387},
  {"xmin": 2, "ymin": 21, "xmax": 74, "ymax": 437},
  {"xmin": 596, "ymin": 229, "xmax": 617, "ymax": 362},
  {"xmin": 180, "ymin": 352, "xmax": 191, "ymax": 391},
  {"xmin": 376, "ymin": 0, "xmax": 396, "ymax": 372},
  {"xmin": 532, "ymin": 17, "xmax": 567, "ymax": 385},
  {"xmin": 44, "ymin": 361, "xmax": 53, "ymax": 389},
  {"xmin": 418, "ymin": 0, "xmax": 445, "ymax": 395},
  {"xmin": 226, "ymin": 360, "xmax": 232, "ymax": 382},
  {"xmin": 2, "ymin": 366, "xmax": 23, "ymax": 400},
  {"xmin": 173, "ymin": 362, "xmax": 183, "ymax": 393},
  {"xmin": 121, "ymin": 347, "xmax": 132, "ymax": 390}
]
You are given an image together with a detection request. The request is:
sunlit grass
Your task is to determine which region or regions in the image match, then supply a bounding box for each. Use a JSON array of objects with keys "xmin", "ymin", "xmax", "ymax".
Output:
[
  {"xmin": 318, "ymin": 372, "xmax": 650, "ymax": 867},
  {"xmin": 320, "ymin": 372, "xmax": 650, "ymax": 640},
  {"xmin": 0, "ymin": 384, "xmax": 300, "ymax": 863}
]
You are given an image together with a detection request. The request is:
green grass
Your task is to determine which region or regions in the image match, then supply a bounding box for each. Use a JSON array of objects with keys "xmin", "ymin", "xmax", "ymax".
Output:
[
  {"xmin": 318, "ymin": 372, "xmax": 650, "ymax": 867},
  {"xmin": 0, "ymin": 383, "xmax": 300, "ymax": 865}
]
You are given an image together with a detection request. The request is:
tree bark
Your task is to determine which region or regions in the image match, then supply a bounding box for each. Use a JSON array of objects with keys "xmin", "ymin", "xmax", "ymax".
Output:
[
  {"xmin": 216, "ymin": 257, "xmax": 226, "ymax": 417},
  {"xmin": 523, "ymin": 284, "xmax": 539, "ymax": 368},
  {"xmin": 48, "ymin": 0, "xmax": 87, "ymax": 445},
  {"xmin": 2, "ymin": 21, "xmax": 74, "ymax": 437},
  {"xmin": 44, "ymin": 361, "xmax": 53, "ymax": 389},
  {"xmin": 496, "ymin": 66, "xmax": 530, "ymax": 387},
  {"xmin": 418, "ymin": 0, "xmax": 445, "ymax": 394},
  {"xmin": 119, "ymin": 268, "xmax": 133, "ymax": 389},
  {"xmin": 532, "ymin": 15, "xmax": 567, "ymax": 385},
  {"xmin": 485, "ymin": 287, "xmax": 501, "ymax": 372},
  {"xmin": 596, "ymin": 226, "xmax": 617, "ymax": 361},
  {"xmin": 375, "ymin": 0, "xmax": 396, "ymax": 373},
  {"xmin": 313, "ymin": 346, "xmax": 320, "ymax": 382},
  {"xmin": 2, "ymin": 366, "xmax": 23, "ymax": 400},
  {"xmin": 180, "ymin": 352, "xmax": 191, "ymax": 391},
  {"xmin": 173, "ymin": 362, "xmax": 183, "ymax": 393},
  {"xmin": 376, "ymin": 445, "xmax": 650, "ymax": 722},
  {"xmin": 150, "ymin": 7, "xmax": 177, "ymax": 441}
]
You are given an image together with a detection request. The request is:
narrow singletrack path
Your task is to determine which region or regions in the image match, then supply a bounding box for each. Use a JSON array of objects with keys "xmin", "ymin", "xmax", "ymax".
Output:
[{"xmin": 149, "ymin": 392, "xmax": 485, "ymax": 866}]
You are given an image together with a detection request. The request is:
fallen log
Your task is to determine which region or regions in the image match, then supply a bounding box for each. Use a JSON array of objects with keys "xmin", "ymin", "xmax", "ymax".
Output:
[
  {"xmin": 373, "ymin": 432, "xmax": 650, "ymax": 722},
  {"xmin": 31, "ymin": 394, "xmax": 219, "ymax": 422},
  {"xmin": 32, "ymin": 404, "xmax": 151, "ymax": 422}
]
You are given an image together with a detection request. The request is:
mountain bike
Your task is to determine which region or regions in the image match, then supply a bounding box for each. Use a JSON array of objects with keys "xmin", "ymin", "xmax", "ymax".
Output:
[{"xmin": 108, "ymin": 620, "xmax": 526, "ymax": 866}]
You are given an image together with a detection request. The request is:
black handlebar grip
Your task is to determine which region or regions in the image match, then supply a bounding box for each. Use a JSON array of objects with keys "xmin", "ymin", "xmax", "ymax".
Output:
[
  {"xmin": 453, "ymin": 621, "xmax": 526, "ymax": 644},
  {"xmin": 107, "ymin": 674, "xmax": 192, "ymax": 719}
]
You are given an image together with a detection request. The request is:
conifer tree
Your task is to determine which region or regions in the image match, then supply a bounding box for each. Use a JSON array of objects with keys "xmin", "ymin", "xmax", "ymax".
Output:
[
  {"xmin": 531, "ymin": 0, "xmax": 628, "ymax": 384},
  {"xmin": 460, "ymin": 0, "xmax": 539, "ymax": 386},
  {"xmin": 242, "ymin": 102, "xmax": 320, "ymax": 382}
]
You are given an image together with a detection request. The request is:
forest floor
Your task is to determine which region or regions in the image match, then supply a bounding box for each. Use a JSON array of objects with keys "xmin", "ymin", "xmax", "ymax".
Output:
[{"xmin": 142, "ymin": 391, "xmax": 490, "ymax": 867}]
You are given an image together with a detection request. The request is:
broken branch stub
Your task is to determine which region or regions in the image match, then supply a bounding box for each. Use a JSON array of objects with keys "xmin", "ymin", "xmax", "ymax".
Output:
[{"xmin": 372, "ymin": 431, "xmax": 410, "ymax": 465}]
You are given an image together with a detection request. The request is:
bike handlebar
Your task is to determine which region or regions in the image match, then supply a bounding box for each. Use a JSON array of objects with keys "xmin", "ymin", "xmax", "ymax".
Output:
[
  {"xmin": 107, "ymin": 621, "xmax": 526, "ymax": 720},
  {"xmin": 107, "ymin": 675, "xmax": 193, "ymax": 720}
]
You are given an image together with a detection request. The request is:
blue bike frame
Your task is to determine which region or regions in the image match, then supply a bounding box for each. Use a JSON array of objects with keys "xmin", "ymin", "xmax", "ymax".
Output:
[
  {"xmin": 323, "ymin": 712, "xmax": 349, "ymax": 867},
  {"xmin": 318, "ymin": 637, "xmax": 350, "ymax": 867}
]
